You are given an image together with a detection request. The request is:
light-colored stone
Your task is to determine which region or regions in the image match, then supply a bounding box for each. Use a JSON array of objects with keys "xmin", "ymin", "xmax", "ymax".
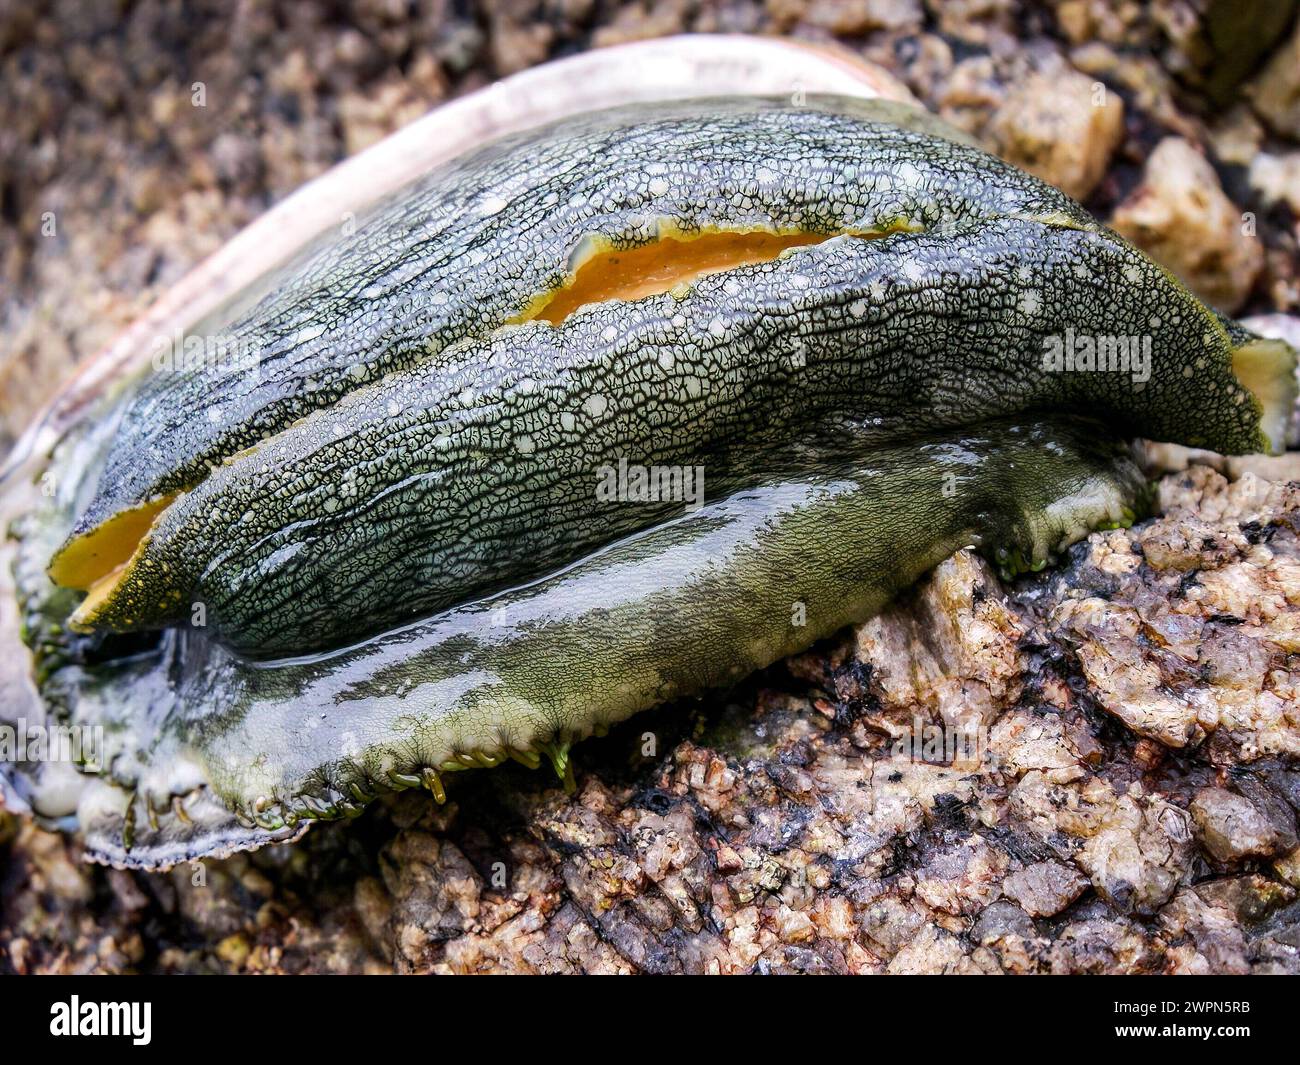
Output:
[
  {"xmin": 1274, "ymin": 847, "xmax": 1300, "ymax": 887},
  {"xmin": 851, "ymin": 550, "xmax": 1026, "ymax": 735},
  {"xmin": 1191, "ymin": 787, "xmax": 1292, "ymax": 862},
  {"xmin": 1002, "ymin": 860, "xmax": 1090, "ymax": 917},
  {"xmin": 775, "ymin": 0, "xmax": 922, "ymax": 34},
  {"xmin": 1249, "ymin": 151, "xmax": 1300, "ymax": 217},
  {"xmin": 986, "ymin": 67, "xmax": 1124, "ymax": 201},
  {"xmin": 1211, "ymin": 105, "xmax": 1265, "ymax": 168},
  {"xmin": 1247, "ymin": 19, "xmax": 1300, "ymax": 139},
  {"xmin": 1110, "ymin": 136, "xmax": 1263, "ymax": 313},
  {"xmin": 1076, "ymin": 791, "xmax": 1194, "ymax": 915}
]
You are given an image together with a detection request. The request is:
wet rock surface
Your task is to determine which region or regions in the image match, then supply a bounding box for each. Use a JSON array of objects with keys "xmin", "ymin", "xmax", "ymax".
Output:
[{"xmin": 3, "ymin": 2, "xmax": 1300, "ymax": 973}]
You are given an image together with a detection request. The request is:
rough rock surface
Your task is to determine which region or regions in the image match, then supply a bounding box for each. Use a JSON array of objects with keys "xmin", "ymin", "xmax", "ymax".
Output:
[
  {"xmin": 1110, "ymin": 136, "xmax": 1263, "ymax": 313},
  {"xmin": 3, "ymin": 1, "xmax": 1300, "ymax": 974},
  {"xmin": 1246, "ymin": 17, "xmax": 1300, "ymax": 141},
  {"xmin": 986, "ymin": 66, "xmax": 1125, "ymax": 201}
]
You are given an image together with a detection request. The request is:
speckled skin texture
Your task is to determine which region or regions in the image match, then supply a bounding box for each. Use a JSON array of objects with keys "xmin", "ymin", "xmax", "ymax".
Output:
[
  {"xmin": 13, "ymin": 96, "xmax": 1289, "ymax": 873},
  {"xmin": 45, "ymin": 419, "xmax": 1143, "ymax": 868},
  {"xmin": 61, "ymin": 95, "xmax": 1090, "ymax": 553},
  {"xmin": 69, "ymin": 104, "xmax": 1271, "ymax": 653}
]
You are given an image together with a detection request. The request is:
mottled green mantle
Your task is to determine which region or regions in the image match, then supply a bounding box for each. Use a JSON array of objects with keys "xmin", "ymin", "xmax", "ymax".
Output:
[
  {"xmin": 50, "ymin": 419, "xmax": 1143, "ymax": 867},
  {"xmin": 67, "ymin": 133, "xmax": 1275, "ymax": 652},
  {"xmin": 62, "ymin": 96, "xmax": 1090, "ymax": 548},
  {"xmin": 3, "ymin": 95, "xmax": 1293, "ymax": 870}
]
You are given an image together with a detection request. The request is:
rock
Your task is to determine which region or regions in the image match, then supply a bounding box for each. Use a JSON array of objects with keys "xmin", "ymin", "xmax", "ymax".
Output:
[
  {"xmin": 1048, "ymin": 904, "xmax": 1162, "ymax": 974},
  {"xmin": 1007, "ymin": 772, "xmax": 1195, "ymax": 916},
  {"xmin": 1246, "ymin": 17, "xmax": 1300, "ymax": 139},
  {"xmin": 1191, "ymin": 787, "xmax": 1295, "ymax": 862},
  {"xmin": 381, "ymin": 831, "xmax": 483, "ymax": 970},
  {"xmin": 914, "ymin": 835, "xmax": 1010, "ymax": 915},
  {"xmin": 1054, "ymin": 0, "xmax": 1146, "ymax": 47},
  {"xmin": 771, "ymin": 0, "xmax": 923, "ymax": 34},
  {"xmin": 210, "ymin": 132, "xmax": 264, "ymax": 191},
  {"xmin": 1154, "ymin": 0, "xmax": 1299, "ymax": 105},
  {"xmin": 1158, "ymin": 883, "xmax": 1251, "ymax": 974},
  {"xmin": 590, "ymin": 0, "xmax": 690, "ymax": 48},
  {"xmin": 986, "ymin": 67, "xmax": 1124, "ymax": 201},
  {"xmin": 1076, "ymin": 790, "xmax": 1195, "ymax": 915},
  {"xmin": 847, "ymin": 550, "xmax": 1026, "ymax": 737},
  {"xmin": 1136, "ymin": 516, "xmax": 1250, "ymax": 574},
  {"xmin": 987, "ymin": 709, "xmax": 1090, "ymax": 782},
  {"xmin": 353, "ymin": 876, "xmax": 393, "ymax": 947},
  {"xmin": 337, "ymin": 80, "xmax": 436, "ymax": 156},
  {"xmin": 1002, "ymin": 860, "xmax": 1090, "ymax": 917},
  {"xmin": 214, "ymin": 933, "xmax": 251, "ymax": 968},
  {"xmin": 1275, "ymin": 847, "xmax": 1300, "ymax": 887},
  {"xmin": 885, "ymin": 924, "xmax": 977, "ymax": 974},
  {"xmin": 972, "ymin": 899, "xmax": 1037, "ymax": 942},
  {"xmin": 1043, "ymin": 467, "xmax": 1300, "ymax": 761},
  {"xmin": 1067, "ymin": 40, "xmax": 1203, "ymax": 141},
  {"xmin": 1249, "ymin": 151, "xmax": 1300, "ymax": 217},
  {"xmin": 1210, "ymin": 104, "xmax": 1265, "ymax": 168},
  {"xmin": 485, "ymin": 1, "xmax": 555, "ymax": 74},
  {"xmin": 926, "ymin": 0, "xmax": 1018, "ymax": 47},
  {"xmin": 1051, "ymin": 594, "xmax": 1206, "ymax": 748},
  {"xmin": 1109, "ymin": 137, "xmax": 1262, "ymax": 313},
  {"xmin": 933, "ymin": 53, "xmax": 1008, "ymax": 139}
]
